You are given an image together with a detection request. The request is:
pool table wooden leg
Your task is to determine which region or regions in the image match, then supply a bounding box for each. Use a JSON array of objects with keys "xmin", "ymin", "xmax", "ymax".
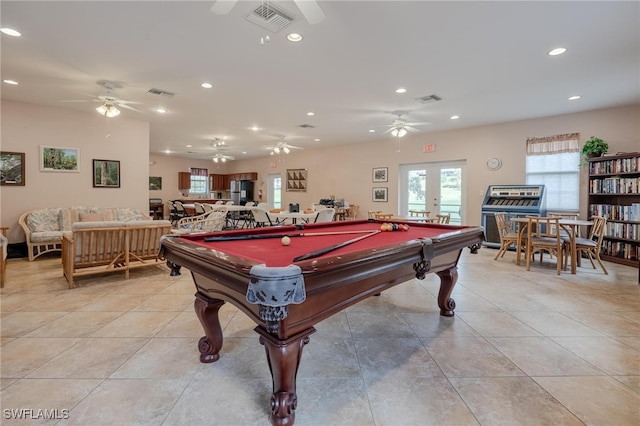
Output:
[
  {"xmin": 436, "ymin": 266, "xmax": 458, "ymax": 317},
  {"xmin": 256, "ymin": 327, "xmax": 316, "ymax": 426},
  {"xmin": 194, "ymin": 292, "xmax": 225, "ymax": 363}
]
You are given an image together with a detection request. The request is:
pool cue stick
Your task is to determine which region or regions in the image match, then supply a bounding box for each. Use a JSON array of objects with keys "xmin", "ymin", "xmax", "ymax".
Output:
[
  {"xmin": 293, "ymin": 230, "xmax": 381, "ymax": 262},
  {"xmin": 203, "ymin": 230, "xmax": 374, "ymax": 242}
]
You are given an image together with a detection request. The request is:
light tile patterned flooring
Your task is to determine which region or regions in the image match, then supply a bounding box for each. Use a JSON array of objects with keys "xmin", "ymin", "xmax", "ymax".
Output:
[{"xmin": 1, "ymin": 248, "xmax": 638, "ymax": 425}]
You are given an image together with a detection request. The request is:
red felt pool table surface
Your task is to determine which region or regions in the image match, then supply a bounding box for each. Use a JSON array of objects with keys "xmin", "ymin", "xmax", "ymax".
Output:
[{"xmin": 179, "ymin": 220, "xmax": 469, "ymax": 267}]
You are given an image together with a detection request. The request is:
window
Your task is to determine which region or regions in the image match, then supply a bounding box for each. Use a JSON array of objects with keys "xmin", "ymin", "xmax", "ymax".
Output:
[
  {"xmin": 525, "ymin": 133, "xmax": 579, "ymax": 211},
  {"xmin": 189, "ymin": 167, "xmax": 208, "ymax": 194}
]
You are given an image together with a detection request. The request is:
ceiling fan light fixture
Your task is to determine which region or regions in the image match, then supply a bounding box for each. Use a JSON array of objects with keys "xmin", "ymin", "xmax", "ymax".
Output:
[
  {"xmin": 391, "ymin": 127, "xmax": 407, "ymax": 138},
  {"xmin": 96, "ymin": 104, "xmax": 120, "ymax": 118},
  {"xmin": 283, "ymin": 146, "xmax": 290, "ymax": 154},
  {"xmin": 274, "ymin": 147, "xmax": 281, "ymax": 154}
]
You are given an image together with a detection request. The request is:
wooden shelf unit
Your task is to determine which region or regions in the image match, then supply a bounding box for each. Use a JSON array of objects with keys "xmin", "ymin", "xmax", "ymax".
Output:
[{"xmin": 588, "ymin": 152, "xmax": 639, "ymax": 268}]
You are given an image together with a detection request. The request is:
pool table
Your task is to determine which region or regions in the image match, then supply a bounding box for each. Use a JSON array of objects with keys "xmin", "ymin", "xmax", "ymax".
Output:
[{"xmin": 160, "ymin": 219, "xmax": 484, "ymax": 426}]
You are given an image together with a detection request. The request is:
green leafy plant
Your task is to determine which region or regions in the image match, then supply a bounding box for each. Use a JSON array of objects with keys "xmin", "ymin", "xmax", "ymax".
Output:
[{"xmin": 580, "ymin": 136, "xmax": 608, "ymax": 166}]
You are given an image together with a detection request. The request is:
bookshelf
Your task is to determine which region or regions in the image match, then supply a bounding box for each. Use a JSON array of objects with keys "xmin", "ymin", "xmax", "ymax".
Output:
[{"xmin": 588, "ymin": 152, "xmax": 639, "ymax": 268}]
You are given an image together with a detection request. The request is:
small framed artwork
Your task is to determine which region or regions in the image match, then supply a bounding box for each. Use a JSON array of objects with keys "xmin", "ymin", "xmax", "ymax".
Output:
[
  {"xmin": 93, "ymin": 159, "xmax": 120, "ymax": 188},
  {"xmin": 372, "ymin": 167, "xmax": 388, "ymax": 182},
  {"xmin": 286, "ymin": 168, "xmax": 307, "ymax": 192},
  {"xmin": 0, "ymin": 151, "xmax": 26, "ymax": 186},
  {"xmin": 149, "ymin": 176, "xmax": 162, "ymax": 190},
  {"xmin": 40, "ymin": 146, "xmax": 79, "ymax": 172},
  {"xmin": 372, "ymin": 187, "xmax": 388, "ymax": 202}
]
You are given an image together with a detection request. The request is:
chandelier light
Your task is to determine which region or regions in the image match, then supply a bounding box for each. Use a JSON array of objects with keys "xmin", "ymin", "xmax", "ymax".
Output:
[{"xmin": 96, "ymin": 104, "xmax": 120, "ymax": 118}]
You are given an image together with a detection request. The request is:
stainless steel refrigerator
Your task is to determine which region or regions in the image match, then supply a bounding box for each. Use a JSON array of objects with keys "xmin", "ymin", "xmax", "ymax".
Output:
[{"xmin": 230, "ymin": 180, "xmax": 254, "ymax": 205}]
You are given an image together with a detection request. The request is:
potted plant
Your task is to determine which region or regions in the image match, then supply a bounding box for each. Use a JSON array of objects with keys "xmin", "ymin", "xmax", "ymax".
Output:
[{"xmin": 580, "ymin": 136, "xmax": 608, "ymax": 165}]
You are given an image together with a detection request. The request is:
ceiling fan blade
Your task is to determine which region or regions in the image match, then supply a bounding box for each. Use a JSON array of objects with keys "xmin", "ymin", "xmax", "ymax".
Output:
[
  {"xmin": 294, "ymin": 0, "xmax": 325, "ymax": 24},
  {"xmin": 117, "ymin": 103, "xmax": 140, "ymax": 112},
  {"xmin": 210, "ymin": 0, "xmax": 238, "ymax": 15}
]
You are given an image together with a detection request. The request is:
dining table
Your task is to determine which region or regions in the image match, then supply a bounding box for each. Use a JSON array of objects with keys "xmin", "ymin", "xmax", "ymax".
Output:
[
  {"xmin": 270, "ymin": 211, "xmax": 319, "ymax": 225},
  {"xmin": 511, "ymin": 217, "xmax": 593, "ymax": 274}
]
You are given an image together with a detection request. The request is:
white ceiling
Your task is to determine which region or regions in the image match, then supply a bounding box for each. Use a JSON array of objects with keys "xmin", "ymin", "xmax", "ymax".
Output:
[{"xmin": 2, "ymin": 1, "xmax": 639, "ymax": 160}]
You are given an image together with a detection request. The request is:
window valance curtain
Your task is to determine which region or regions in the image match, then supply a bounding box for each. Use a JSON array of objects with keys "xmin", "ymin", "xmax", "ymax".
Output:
[
  {"xmin": 526, "ymin": 133, "xmax": 580, "ymax": 156},
  {"xmin": 190, "ymin": 167, "xmax": 208, "ymax": 176}
]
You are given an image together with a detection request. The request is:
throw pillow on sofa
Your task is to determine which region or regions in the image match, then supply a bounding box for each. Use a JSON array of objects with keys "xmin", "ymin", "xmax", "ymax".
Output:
[{"xmin": 26, "ymin": 207, "xmax": 62, "ymax": 232}]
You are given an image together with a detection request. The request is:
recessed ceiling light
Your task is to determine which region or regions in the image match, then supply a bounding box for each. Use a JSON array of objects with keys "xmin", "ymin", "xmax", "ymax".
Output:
[
  {"xmin": 3, "ymin": 79, "xmax": 18, "ymax": 85},
  {"xmin": 395, "ymin": 88, "xmax": 407, "ymax": 94},
  {"xmin": 201, "ymin": 82, "xmax": 213, "ymax": 89},
  {"xmin": 251, "ymin": 126, "xmax": 260, "ymax": 131},
  {"xmin": 568, "ymin": 95, "xmax": 581, "ymax": 100},
  {"xmin": 287, "ymin": 33, "xmax": 303, "ymax": 42},
  {"xmin": 369, "ymin": 129, "xmax": 376, "ymax": 133},
  {"xmin": 450, "ymin": 115, "xmax": 460, "ymax": 120},
  {"xmin": 314, "ymin": 138, "xmax": 320, "ymax": 142},
  {"xmin": 0, "ymin": 28, "xmax": 21, "ymax": 37},
  {"xmin": 155, "ymin": 107, "xmax": 166, "ymax": 113},
  {"xmin": 548, "ymin": 47, "xmax": 567, "ymax": 56},
  {"xmin": 306, "ymin": 112, "xmax": 315, "ymax": 116},
  {"xmin": 186, "ymin": 144, "xmax": 192, "ymax": 148},
  {"xmin": 164, "ymin": 150, "xmax": 171, "ymax": 154}
]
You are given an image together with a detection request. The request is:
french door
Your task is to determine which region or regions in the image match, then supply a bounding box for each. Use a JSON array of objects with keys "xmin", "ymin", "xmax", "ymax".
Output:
[
  {"xmin": 268, "ymin": 173, "xmax": 282, "ymax": 209},
  {"xmin": 399, "ymin": 161, "xmax": 466, "ymax": 224}
]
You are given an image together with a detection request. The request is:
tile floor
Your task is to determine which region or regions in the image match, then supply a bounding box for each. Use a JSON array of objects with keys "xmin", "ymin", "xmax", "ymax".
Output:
[{"xmin": 1, "ymin": 248, "xmax": 638, "ymax": 425}]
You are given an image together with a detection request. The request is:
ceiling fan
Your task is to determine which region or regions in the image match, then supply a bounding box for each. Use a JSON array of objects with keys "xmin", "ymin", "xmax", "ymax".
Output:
[
  {"xmin": 383, "ymin": 112, "xmax": 429, "ymax": 138},
  {"xmin": 189, "ymin": 139, "xmax": 236, "ymax": 162},
  {"xmin": 61, "ymin": 80, "xmax": 141, "ymax": 117},
  {"xmin": 264, "ymin": 138, "xmax": 303, "ymax": 155},
  {"xmin": 210, "ymin": 0, "xmax": 325, "ymax": 25}
]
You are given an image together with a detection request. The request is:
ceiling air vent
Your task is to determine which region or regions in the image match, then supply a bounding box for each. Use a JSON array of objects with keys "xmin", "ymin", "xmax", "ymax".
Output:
[
  {"xmin": 246, "ymin": 2, "xmax": 295, "ymax": 33},
  {"xmin": 415, "ymin": 94, "xmax": 442, "ymax": 104},
  {"xmin": 147, "ymin": 88, "xmax": 175, "ymax": 98},
  {"xmin": 298, "ymin": 124, "xmax": 315, "ymax": 129}
]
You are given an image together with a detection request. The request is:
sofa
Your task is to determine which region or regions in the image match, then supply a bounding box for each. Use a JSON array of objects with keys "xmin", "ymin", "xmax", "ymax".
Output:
[
  {"xmin": 19, "ymin": 206, "xmax": 159, "ymax": 261},
  {"xmin": 62, "ymin": 219, "xmax": 172, "ymax": 288}
]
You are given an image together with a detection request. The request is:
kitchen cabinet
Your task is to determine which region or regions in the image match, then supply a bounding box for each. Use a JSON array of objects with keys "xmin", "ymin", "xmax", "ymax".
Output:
[{"xmin": 178, "ymin": 172, "xmax": 191, "ymax": 190}]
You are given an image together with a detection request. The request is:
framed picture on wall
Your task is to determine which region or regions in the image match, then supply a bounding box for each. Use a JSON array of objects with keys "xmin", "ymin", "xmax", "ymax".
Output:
[
  {"xmin": 149, "ymin": 176, "xmax": 162, "ymax": 190},
  {"xmin": 372, "ymin": 187, "xmax": 388, "ymax": 202},
  {"xmin": 40, "ymin": 146, "xmax": 79, "ymax": 172},
  {"xmin": 93, "ymin": 159, "xmax": 120, "ymax": 188},
  {"xmin": 372, "ymin": 167, "xmax": 388, "ymax": 182},
  {"xmin": 286, "ymin": 168, "xmax": 307, "ymax": 192},
  {"xmin": 0, "ymin": 151, "xmax": 26, "ymax": 185}
]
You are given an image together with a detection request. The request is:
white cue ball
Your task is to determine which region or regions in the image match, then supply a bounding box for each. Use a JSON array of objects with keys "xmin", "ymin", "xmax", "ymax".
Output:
[{"xmin": 281, "ymin": 236, "xmax": 291, "ymax": 246}]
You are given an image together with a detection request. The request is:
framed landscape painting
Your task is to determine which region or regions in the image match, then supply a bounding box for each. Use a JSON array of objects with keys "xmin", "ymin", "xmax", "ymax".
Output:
[
  {"xmin": 93, "ymin": 159, "xmax": 120, "ymax": 188},
  {"xmin": 0, "ymin": 151, "xmax": 25, "ymax": 186},
  {"xmin": 40, "ymin": 146, "xmax": 79, "ymax": 172},
  {"xmin": 149, "ymin": 176, "xmax": 162, "ymax": 190}
]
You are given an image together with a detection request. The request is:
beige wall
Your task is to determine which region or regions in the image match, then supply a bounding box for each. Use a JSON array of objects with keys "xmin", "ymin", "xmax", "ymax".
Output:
[
  {"xmin": 226, "ymin": 104, "xmax": 639, "ymax": 225},
  {"xmin": 2, "ymin": 99, "xmax": 638, "ymax": 243},
  {"xmin": 0, "ymin": 99, "xmax": 151, "ymax": 243}
]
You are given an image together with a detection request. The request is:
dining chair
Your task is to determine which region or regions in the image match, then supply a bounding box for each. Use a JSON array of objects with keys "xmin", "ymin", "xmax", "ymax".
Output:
[
  {"xmin": 171, "ymin": 201, "xmax": 188, "ymax": 225},
  {"xmin": 525, "ymin": 216, "xmax": 564, "ymax": 275},
  {"xmin": 493, "ymin": 212, "xmax": 520, "ymax": 261},
  {"xmin": 374, "ymin": 212, "xmax": 393, "ymax": 220},
  {"xmin": 251, "ymin": 208, "xmax": 275, "ymax": 227},
  {"xmin": 409, "ymin": 210, "xmax": 430, "ymax": 217},
  {"xmin": 347, "ymin": 205, "xmax": 359, "ymax": 220},
  {"xmin": 549, "ymin": 212, "xmax": 581, "ymax": 238},
  {"xmin": 194, "ymin": 203, "xmax": 206, "ymax": 215},
  {"xmin": 367, "ymin": 210, "xmax": 382, "ymax": 219},
  {"xmin": 573, "ymin": 215, "xmax": 608, "ymax": 274},
  {"xmin": 315, "ymin": 208, "xmax": 335, "ymax": 223},
  {"xmin": 436, "ymin": 213, "xmax": 451, "ymax": 224}
]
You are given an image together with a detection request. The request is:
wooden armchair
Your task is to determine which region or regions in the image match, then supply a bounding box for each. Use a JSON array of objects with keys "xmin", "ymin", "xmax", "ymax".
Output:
[
  {"xmin": 573, "ymin": 215, "xmax": 608, "ymax": 274},
  {"xmin": 493, "ymin": 212, "xmax": 519, "ymax": 261},
  {"xmin": 435, "ymin": 213, "xmax": 451, "ymax": 224},
  {"xmin": 525, "ymin": 216, "xmax": 564, "ymax": 275}
]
